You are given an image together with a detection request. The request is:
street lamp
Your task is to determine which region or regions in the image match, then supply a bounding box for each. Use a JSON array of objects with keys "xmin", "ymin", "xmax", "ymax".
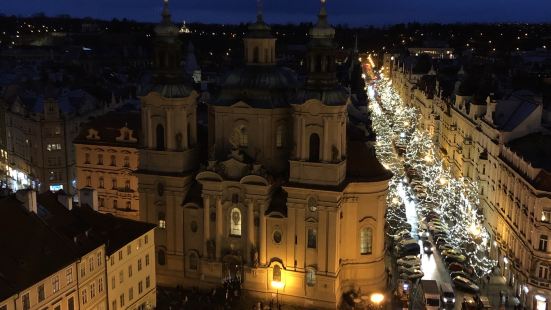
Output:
[
  {"xmin": 271, "ymin": 280, "xmax": 285, "ymax": 309},
  {"xmin": 370, "ymin": 293, "xmax": 385, "ymax": 309}
]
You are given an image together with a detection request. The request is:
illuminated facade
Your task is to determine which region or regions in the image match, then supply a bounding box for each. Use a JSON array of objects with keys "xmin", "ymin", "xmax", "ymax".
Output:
[
  {"xmin": 391, "ymin": 60, "xmax": 551, "ymax": 309},
  {"xmin": 137, "ymin": 1, "xmax": 392, "ymax": 308},
  {"xmin": 74, "ymin": 112, "xmax": 141, "ymax": 220}
]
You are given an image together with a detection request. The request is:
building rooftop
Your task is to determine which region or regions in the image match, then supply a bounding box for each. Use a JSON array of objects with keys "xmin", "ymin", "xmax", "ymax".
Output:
[
  {"xmin": 507, "ymin": 133, "xmax": 551, "ymax": 171},
  {"xmin": 74, "ymin": 111, "xmax": 141, "ymax": 147}
]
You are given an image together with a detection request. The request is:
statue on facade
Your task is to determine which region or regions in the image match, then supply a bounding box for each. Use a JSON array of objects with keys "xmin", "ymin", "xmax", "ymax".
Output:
[{"xmin": 251, "ymin": 247, "xmax": 259, "ymax": 268}]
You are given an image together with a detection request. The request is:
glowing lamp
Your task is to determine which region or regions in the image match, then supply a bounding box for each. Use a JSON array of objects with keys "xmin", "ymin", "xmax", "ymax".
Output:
[
  {"xmin": 271, "ymin": 280, "xmax": 285, "ymax": 290},
  {"xmin": 370, "ymin": 293, "xmax": 385, "ymax": 304}
]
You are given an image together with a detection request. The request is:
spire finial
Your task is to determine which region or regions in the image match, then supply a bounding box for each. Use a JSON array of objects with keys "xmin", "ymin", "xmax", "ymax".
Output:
[
  {"xmin": 256, "ymin": 0, "xmax": 264, "ymax": 23},
  {"xmin": 317, "ymin": 0, "xmax": 328, "ymax": 27},
  {"xmin": 162, "ymin": 0, "xmax": 172, "ymax": 25}
]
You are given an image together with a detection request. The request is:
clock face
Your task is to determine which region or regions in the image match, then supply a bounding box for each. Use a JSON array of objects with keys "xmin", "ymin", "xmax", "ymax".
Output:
[{"xmin": 307, "ymin": 197, "xmax": 317, "ymax": 212}]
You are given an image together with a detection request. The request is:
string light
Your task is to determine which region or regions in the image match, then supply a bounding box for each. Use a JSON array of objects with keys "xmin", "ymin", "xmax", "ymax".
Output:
[{"xmin": 368, "ymin": 77, "xmax": 496, "ymax": 279}]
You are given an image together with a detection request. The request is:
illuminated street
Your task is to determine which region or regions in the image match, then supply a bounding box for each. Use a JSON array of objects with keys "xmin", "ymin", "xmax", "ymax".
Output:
[{"xmin": 367, "ymin": 76, "xmax": 498, "ymax": 309}]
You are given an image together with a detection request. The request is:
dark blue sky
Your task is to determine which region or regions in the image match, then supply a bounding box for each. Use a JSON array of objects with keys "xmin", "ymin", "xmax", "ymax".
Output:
[{"xmin": 2, "ymin": 0, "xmax": 551, "ymax": 25}]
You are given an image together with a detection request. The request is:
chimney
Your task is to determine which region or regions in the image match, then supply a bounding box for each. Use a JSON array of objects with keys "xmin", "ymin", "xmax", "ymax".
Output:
[
  {"xmin": 57, "ymin": 192, "xmax": 73, "ymax": 211},
  {"xmin": 79, "ymin": 188, "xmax": 98, "ymax": 211},
  {"xmin": 16, "ymin": 189, "xmax": 37, "ymax": 214}
]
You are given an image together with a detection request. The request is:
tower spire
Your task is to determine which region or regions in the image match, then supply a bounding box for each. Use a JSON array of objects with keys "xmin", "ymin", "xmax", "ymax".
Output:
[
  {"xmin": 256, "ymin": 0, "xmax": 264, "ymax": 23},
  {"xmin": 317, "ymin": 0, "xmax": 328, "ymax": 27},
  {"xmin": 162, "ymin": 0, "xmax": 172, "ymax": 25}
]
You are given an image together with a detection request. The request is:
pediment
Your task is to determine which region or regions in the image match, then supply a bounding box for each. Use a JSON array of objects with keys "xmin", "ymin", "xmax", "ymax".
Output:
[
  {"xmin": 231, "ymin": 101, "xmax": 252, "ymax": 108},
  {"xmin": 196, "ymin": 170, "xmax": 224, "ymax": 182},
  {"xmin": 240, "ymin": 174, "xmax": 269, "ymax": 186}
]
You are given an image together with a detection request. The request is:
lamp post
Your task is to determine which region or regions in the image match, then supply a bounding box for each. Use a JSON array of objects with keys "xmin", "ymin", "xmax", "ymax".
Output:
[{"xmin": 271, "ymin": 280, "xmax": 285, "ymax": 309}]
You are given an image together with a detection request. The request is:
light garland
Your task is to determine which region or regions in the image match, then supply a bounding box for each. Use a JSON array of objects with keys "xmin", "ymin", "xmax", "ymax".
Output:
[{"xmin": 369, "ymin": 77, "xmax": 496, "ymax": 279}]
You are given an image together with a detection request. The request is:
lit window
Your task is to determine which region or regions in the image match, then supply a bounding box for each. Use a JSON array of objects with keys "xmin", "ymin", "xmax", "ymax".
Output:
[
  {"xmin": 307, "ymin": 228, "xmax": 317, "ymax": 248},
  {"xmin": 158, "ymin": 212, "xmax": 166, "ymax": 229},
  {"xmin": 360, "ymin": 227, "xmax": 373, "ymax": 255},
  {"xmin": 542, "ymin": 210, "xmax": 551, "ymax": 223},
  {"xmin": 306, "ymin": 268, "xmax": 316, "ymax": 286},
  {"xmin": 230, "ymin": 208, "xmax": 242, "ymax": 236}
]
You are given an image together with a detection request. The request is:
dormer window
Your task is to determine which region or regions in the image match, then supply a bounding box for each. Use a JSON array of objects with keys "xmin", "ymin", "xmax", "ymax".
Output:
[
  {"xmin": 86, "ymin": 129, "xmax": 100, "ymax": 140},
  {"xmin": 116, "ymin": 127, "xmax": 138, "ymax": 143}
]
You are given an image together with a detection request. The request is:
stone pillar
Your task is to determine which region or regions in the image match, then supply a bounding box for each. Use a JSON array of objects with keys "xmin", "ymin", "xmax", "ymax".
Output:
[
  {"xmin": 216, "ymin": 196, "xmax": 223, "ymax": 260},
  {"xmin": 247, "ymin": 199, "xmax": 255, "ymax": 264},
  {"xmin": 203, "ymin": 194, "xmax": 210, "ymax": 257},
  {"xmin": 259, "ymin": 201, "xmax": 267, "ymax": 266}
]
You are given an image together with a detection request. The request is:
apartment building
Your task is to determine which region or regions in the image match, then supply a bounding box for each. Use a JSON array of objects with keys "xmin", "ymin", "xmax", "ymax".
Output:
[
  {"xmin": 390, "ymin": 56, "xmax": 551, "ymax": 309},
  {"xmin": 74, "ymin": 111, "xmax": 141, "ymax": 220},
  {"xmin": 0, "ymin": 189, "xmax": 156, "ymax": 310}
]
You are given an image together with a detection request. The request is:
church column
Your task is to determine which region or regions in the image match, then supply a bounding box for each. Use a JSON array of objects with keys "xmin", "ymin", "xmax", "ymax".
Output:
[
  {"xmin": 166, "ymin": 108, "xmax": 173, "ymax": 150},
  {"xmin": 322, "ymin": 116, "xmax": 329, "ymax": 162},
  {"xmin": 203, "ymin": 194, "xmax": 210, "ymax": 257},
  {"xmin": 259, "ymin": 201, "xmax": 267, "ymax": 265},
  {"xmin": 216, "ymin": 196, "xmax": 223, "ymax": 260},
  {"xmin": 146, "ymin": 109, "xmax": 153, "ymax": 148},
  {"xmin": 247, "ymin": 199, "xmax": 255, "ymax": 264}
]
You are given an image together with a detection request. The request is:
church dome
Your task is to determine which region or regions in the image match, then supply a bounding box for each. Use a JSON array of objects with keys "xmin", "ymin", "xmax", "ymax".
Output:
[{"xmin": 213, "ymin": 65, "xmax": 298, "ymax": 108}]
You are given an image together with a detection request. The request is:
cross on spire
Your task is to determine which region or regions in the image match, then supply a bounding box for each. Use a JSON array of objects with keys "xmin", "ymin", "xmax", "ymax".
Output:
[{"xmin": 162, "ymin": 0, "xmax": 172, "ymax": 25}]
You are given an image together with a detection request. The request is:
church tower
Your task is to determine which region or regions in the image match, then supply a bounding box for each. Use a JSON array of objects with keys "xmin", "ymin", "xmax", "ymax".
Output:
[
  {"xmin": 137, "ymin": 0, "xmax": 199, "ymax": 285},
  {"xmin": 289, "ymin": 0, "xmax": 348, "ymax": 186}
]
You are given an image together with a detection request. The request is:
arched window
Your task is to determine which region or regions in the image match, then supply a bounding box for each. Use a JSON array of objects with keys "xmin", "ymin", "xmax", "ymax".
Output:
[
  {"xmin": 306, "ymin": 268, "xmax": 316, "ymax": 286},
  {"xmin": 189, "ymin": 252, "xmax": 198, "ymax": 271},
  {"xmin": 253, "ymin": 47, "xmax": 259, "ymax": 63},
  {"xmin": 276, "ymin": 126, "xmax": 284, "ymax": 148},
  {"xmin": 158, "ymin": 249, "xmax": 166, "ymax": 266},
  {"xmin": 309, "ymin": 133, "xmax": 320, "ymax": 162},
  {"xmin": 273, "ymin": 265, "xmax": 281, "ymax": 282},
  {"xmin": 156, "ymin": 124, "xmax": 165, "ymax": 150},
  {"xmin": 230, "ymin": 208, "xmax": 242, "ymax": 237},
  {"xmin": 360, "ymin": 227, "xmax": 373, "ymax": 255},
  {"xmin": 240, "ymin": 126, "xmax": 248, "ymax": 147}
]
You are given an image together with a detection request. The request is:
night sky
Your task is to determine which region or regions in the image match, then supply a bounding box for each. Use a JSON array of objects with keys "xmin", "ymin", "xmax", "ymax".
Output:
[{"xmin": 2, "ymin": 0, "xmax": 551, "ymax": 26}]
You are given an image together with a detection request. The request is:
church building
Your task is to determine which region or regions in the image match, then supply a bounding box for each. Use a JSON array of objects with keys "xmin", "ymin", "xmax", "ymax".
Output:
[{"xmin": 138, "ymin": 0, "xmax": 392, "ymax": 307}]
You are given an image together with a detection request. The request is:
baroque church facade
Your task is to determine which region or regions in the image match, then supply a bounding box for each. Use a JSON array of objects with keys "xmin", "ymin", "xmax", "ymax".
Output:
[{"xmin": 137, "ymin": 1, "xmax": 392, "ymax": 307}]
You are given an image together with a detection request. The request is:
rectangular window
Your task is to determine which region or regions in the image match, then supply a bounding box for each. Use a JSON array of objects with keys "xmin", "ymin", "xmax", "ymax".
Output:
[
  {"xmin": 125, "ymin": 180, "xmax": 130, "ymax": 190},
  {"xmin": 68, "ymin": 297, "xmax": 74, "ymax": 310},
  {"xmin": 539, "ymin": 265, "xmax": 549, "ymax": 279},
  {"xmin": 539, "ymin": 235, "xmax": 548, "ymax": 252},
  {"xmin": 145, "ymin": 235, "xmax": 148, "ymax": 244},
  {"xmin": 89, "ymin": 257, "xmax": 94, "ymax": 272},
  {"xmin": 119, "ymin": 270, "xmax": 124, "ymax": 283},
  {"xmin": 113, "ymin": 199, "xmax": 118, "ymax": 209},
  {"xmin": 97, "ymin": 252, "xmax": 102, "ymax": 266},
  {"xmin": 119, "ymin": 251, "xmax": 123, "ymax": 261},
  {"xmin": 97, "ymin": 154, "xmax": 103, "ymax": 165},
  {"xmin": 124, "ymin": 156, "xmax": 130, "ymax": 167},
  {"xmin": 111, "ymin": 276, "xmax": 115, "ymax": 289},
  {"xmin": 127, "ymin": 244, "xmax": 131, "ymax": 255},
  {"xmin": 85, "ymin": 153, "xmax": 90, "ymax": 164},
  {"xmin": 110, "ymin": 155, "xmax": 116, "ymax": 166},
  {"xmin": 22, "ymin": 293, "xmax": 30, "ymax": 310},
  {"xmin": 47, "ymin": 143, "xmax": 62, "ymax": 151},
  {"xmin": 66, "ymin": 268, "xmax": 73, "ymax": 284},
  {"xmin": 138, "ymin": 259, "xmax": 142, "ymax": 271},
  {"xmin": 120, "ymin": 294, "xmax": 125, "ymax": 307},
  {"xmin": 542, "ymin": 210, "xmax": 551, "ymax": 223},
  {"xmin": 38, "ymin": 284, "xmax": 45, "ymax": 302},
  {"xmin": 52, "ymin": 275, "xmax": 60, "ymax": 293},
  {"xmin": 82, "ymin": 289, "xmax": 87, "ymax": 305},
  {"xmin": 146, "ymin": 276, "xmax": 150, "ymax": 288},
  {"xmin": 98, "ymin": 277, "xmax": 104, "ymax": 292},
  {"xmin": 360, "ymin": 227, "xmax": 373, "ymax": 255},
  {"xmin": 99, "ymin": 197, "xmax": 105, "ymax": 207},
  {"xmin": 307, "ymin": 228, "xmax": 317, "ymax": 248},
  {"xmin": 112, "ymin": 300, "xmax": 117, "ymax": 310},
  {"xmin": 145, "ymin": 254, "xmax": 150, "ymax": 266},
  {"xmin": 112, "ymin": 178, "xmax": 117, "ymax": 189},
  {"xmin": 128, "ymin": 265, "xmax": 133, "ymax": 278},
  {"xmin": 129, "ymin": 287, "xmax": 133, "ymax": 301},
  {"xmin": 138, "ymin": 281, "xmax": 143, "ymax": 294},
  {"xmin": 90, "ymin": 283, "xmax": 95, "ymax": 298}
]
